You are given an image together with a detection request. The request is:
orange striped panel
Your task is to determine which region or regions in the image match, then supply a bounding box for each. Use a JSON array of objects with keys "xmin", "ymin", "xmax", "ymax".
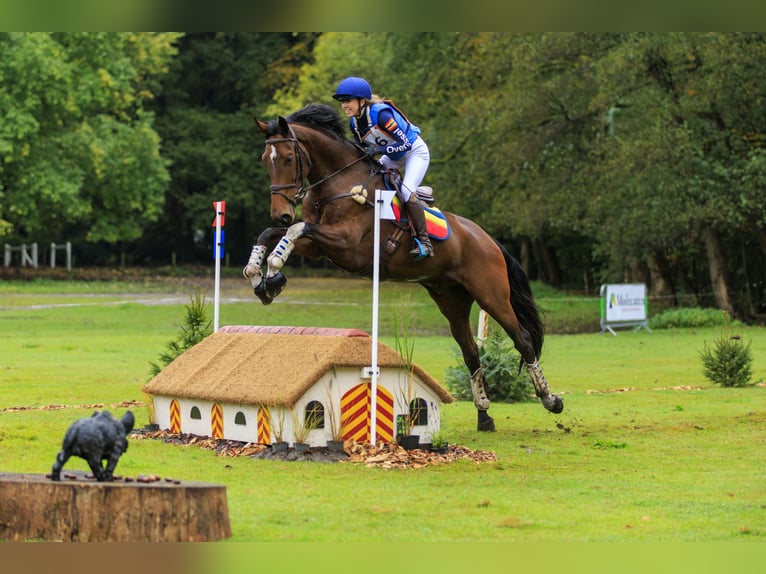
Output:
[
  {"xmin": 257, "ymin": 408, "xmax": 272, "ymax": 445},
  {"xmin": 169, "ymin": 400, "xmax": 181, "ymax": 434},
  {"xmin": 341, "ymin": 384, "xmax": 369, "ymax": 442},
  {"xmin": 340, "ymin": 384, "xmax": 394, "ymax": 444},
  {"xmin": 375, "ymin": 386, "xmax": 394, "ymax": 443},
  {"xmin": 211, "ymin": 403, "xmax": 223, "ymax": 439}
]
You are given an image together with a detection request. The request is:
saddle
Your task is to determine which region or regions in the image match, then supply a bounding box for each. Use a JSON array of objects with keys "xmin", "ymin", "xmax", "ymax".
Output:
[{"xmin": 383, "ymin": 168, "xmax": 435, "ymax": 206}]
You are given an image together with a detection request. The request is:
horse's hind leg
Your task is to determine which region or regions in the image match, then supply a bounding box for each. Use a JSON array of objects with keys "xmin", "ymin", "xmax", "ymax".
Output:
[
  {"xmin": 423, "ymin": 284, "xmax": 496, "ymax": 432},
  {"xmin": 471, "ymin": 272, "xmax": 564, "ymax": 415}
]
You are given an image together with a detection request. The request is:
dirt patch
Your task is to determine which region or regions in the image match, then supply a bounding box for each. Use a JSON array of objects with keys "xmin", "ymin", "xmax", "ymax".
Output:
[{"xmin": 130, "ymin": 427, "xmax": 497, "ymax": 469}]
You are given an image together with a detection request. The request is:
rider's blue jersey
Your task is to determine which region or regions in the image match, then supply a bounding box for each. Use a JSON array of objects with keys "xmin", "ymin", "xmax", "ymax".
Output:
[{"xmin": 349, "ymin": 102, "xmax": 421, "ymax": 161}]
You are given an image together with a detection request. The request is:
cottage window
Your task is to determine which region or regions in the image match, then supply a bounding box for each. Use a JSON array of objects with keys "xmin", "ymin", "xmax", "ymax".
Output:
[
  {"xmin": 234, "ymin": 411, "xmax": 247, "ymax": 425},
  {"xmin": 190, "ymin": 406, "xmax": 202, "ymax": 420},
  {"xmin": 408, "ymin": 398, "xmax": 427, "ymax": 426},
  {"xmin": 305, "ymin": 400, "xmax": 325, "ymax": 429}
]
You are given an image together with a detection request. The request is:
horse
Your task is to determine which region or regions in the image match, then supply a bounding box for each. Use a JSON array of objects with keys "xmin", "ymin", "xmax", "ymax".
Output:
[{"xmin": 243, "ymin": 103, "xmax": 563, "ymax": 432}]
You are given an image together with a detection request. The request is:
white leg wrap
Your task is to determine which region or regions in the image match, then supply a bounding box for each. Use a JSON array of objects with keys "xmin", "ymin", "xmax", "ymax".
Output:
[
  {"xmin": 267, "ymin": 222, "xmax": 306, "ymax": 275},
  {"xmin": 526, "ymin": 359, "xmax": 557, "ymax": 410},
  {"xmin": 526, "ymin": 359, "xmax": 549, "ymax": 395},
  {"xmin": 470, "ymin": 367, "xmax": 490, "ymax": 410},
  {"xmin": 267, "ymin": 236, "xmax": 293, "ymax": 273},
  {"xmin": 243, "ymin": 245, "xmax": 266, "ymax": 288}
]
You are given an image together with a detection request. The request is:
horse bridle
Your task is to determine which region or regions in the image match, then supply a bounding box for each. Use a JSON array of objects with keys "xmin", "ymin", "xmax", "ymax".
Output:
[
  {"xmin": 266, "ymin": 125, "xmax": 312, "ymax": 207},
  {"xmin": 266, "ymin": 124, "xmax": 370, "ymax": 207}
]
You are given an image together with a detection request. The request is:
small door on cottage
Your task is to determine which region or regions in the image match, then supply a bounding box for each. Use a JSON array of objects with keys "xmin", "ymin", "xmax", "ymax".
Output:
[{"xmin": 340, "ymin": 383, "xmax": 394, "ymax": 443}]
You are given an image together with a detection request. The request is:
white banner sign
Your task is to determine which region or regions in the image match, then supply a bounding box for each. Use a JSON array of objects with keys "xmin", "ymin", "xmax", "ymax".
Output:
[{"xmin": 603, "ymin": 283, "xmax": 647, "ymax": 323}]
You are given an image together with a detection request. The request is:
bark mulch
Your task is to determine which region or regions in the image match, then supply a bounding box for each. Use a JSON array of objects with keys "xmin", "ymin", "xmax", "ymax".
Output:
[{"xmin": 130, "ymin": 427, "xmax": 497, "ymax": 469}]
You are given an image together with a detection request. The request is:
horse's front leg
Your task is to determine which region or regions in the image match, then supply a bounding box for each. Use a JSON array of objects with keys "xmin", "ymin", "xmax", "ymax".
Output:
[
  {"xmin": 265, "ymin": 222, "xmax": 306, "ymax": 273},
  {"xmin": 243, "ymin": 227, "xmax": 289, "ymax": 305},
  {"xmin": 256, "ymin": 222, "xmax": 312, "ymax": 303}
]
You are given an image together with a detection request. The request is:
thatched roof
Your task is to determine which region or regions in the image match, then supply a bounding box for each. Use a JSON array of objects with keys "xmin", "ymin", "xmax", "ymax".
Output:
[{"xmin": 142, "ymin": 326, "xmax": 453, "ymax": 408}]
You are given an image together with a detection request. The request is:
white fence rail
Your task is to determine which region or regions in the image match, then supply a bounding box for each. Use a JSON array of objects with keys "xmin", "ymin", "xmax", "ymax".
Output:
[{"xmin": 4, "ymin": 242, "xmax": 72, "ymax": 270}]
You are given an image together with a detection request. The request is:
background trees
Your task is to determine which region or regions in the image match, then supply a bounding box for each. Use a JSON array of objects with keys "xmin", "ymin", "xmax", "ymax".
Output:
[
  {"xmin": 0, "ymin": 32, "xmax": 178, "ymax": 251},
  {"xmin": 2, "ymin": 33, "xmax": 764, "ymax": 319}
]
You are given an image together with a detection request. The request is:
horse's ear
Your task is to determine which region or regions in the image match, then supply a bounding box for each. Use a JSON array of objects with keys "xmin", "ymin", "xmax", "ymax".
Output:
[
  {"xmin": 255, "ymin": 119, "xmax": 269, "ymax": 136},
  {"xmin": 277, "ymin": 116, "xmax": 290, "ymax": 135}
]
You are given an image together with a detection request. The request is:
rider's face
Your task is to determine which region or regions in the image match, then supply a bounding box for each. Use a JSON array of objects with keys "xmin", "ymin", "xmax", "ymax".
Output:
[{"xmin": 339, "ymin": 98, "xmax": 362, "ymax": 118}]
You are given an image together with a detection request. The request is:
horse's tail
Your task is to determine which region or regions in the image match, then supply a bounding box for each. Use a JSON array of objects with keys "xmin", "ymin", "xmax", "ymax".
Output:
[{"xmin": 494, "ymin": 239, "xmax": 544, "ymax": 358}]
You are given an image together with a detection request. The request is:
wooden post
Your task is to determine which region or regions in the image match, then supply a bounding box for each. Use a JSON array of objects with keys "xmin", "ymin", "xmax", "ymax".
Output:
[{"xmin": 0, "ymin": 472, "xmax": 231, "ymax": 542}]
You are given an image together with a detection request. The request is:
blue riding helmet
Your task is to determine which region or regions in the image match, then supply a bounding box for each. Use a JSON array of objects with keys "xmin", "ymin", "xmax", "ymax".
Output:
[{"xmin": 332, "ymin": 76, "xmax": 372, "ymax": 101}]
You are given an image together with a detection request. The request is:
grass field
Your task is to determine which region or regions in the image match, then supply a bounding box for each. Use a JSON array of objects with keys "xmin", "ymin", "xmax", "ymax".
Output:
[{"xmin": 1, "ymin": 274, "xmax": 765, "ymax": 544}]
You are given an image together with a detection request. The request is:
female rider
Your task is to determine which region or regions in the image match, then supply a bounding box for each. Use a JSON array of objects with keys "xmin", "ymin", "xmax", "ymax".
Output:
[{"xmin": 332, "ymin": 76, "xmax": 433, "ymax": 259}]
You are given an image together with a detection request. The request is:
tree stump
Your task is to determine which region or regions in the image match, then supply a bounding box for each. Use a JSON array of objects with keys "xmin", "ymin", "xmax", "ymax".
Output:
[{"xmin": 0, "ymin": 472, "xmax": 231, "ymax": 542}]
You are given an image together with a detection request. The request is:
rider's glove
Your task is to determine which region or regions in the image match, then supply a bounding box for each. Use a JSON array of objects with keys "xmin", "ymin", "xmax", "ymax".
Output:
[{"xmin": 364, "ymin": 144, "xmax": 382, "ymax": 158}]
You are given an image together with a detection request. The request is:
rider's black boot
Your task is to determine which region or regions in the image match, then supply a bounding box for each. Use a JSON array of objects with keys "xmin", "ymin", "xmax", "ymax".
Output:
[{"xmin": 406, "ymin": 196, "xmax": 434, "ymax": 260}]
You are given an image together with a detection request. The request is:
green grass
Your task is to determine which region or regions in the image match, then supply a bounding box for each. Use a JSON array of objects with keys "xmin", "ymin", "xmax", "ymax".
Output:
[{"xmin": 1, "ymin": 276, "xmax": 765, "ymax": 542}]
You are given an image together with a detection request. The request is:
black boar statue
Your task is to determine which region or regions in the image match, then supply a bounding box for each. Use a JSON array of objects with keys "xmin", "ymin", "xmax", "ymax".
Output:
[{"xmin": 51, "ymin": 410, "xmax": 135, "ymax": 481}]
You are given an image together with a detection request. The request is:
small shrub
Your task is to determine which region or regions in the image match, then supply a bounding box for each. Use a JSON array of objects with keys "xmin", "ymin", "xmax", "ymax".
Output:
[
  {"xmin": 649, "ymin": 307, "xmax": 742, "ymax": 330},
  {"xmin": 444, "ymin": 327, "xmax": 534, "ymax": 403},
  {"xmin": 700, "ymin": 333, "xmax": 754, "ymax": 388},
  {"xmin": 149, "ymin": 288, "xmax": 212, "ymax": 377}
]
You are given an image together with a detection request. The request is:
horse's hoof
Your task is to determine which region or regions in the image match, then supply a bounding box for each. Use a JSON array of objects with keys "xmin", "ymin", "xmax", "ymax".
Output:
[
  {"xmin": 265, "ymin": 272, "xmax": 287, "ymax": 298},
  {"xmin": 253, "ymin": 279, "xmax": 273, "ymax": 306},
  {"xmin": 546, "ymin": 395, "xmax": 564, "ymax": 414},
  {"xmin": 477, "ymin": 410, "xmax": 496, "ymax": 432}
]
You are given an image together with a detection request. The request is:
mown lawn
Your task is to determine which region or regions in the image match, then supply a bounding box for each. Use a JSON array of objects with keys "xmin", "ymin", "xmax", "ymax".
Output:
[{"xmin": 1, "ymin": 275, "xmax": 765, "ymax": 544}]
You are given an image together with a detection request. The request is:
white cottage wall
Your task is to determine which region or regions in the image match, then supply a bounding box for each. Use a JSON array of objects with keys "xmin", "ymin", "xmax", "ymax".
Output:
[
  {"xmin": 151, "ymin": 396, "xmax": 172, "ymax": 430},
  {"xmin": 223, "ymin": 405, "xmax": 260, "ymax": 443},
  {"xmin": 180, "ymin": 399, "xmax": 214, "ymax": 436},
  {"xmin": 149, "ymin": 365, "xmax": 445, "ymax": 446}
]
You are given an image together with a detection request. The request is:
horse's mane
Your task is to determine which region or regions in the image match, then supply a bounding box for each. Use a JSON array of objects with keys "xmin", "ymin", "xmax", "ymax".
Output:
[{"xmin": 282, "ymin": 103, "xmax": 348, "ymax": 140}]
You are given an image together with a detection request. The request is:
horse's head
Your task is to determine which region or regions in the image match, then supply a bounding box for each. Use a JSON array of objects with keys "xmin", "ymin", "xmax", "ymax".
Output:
[{"xmin": 256, "ymin": 116, "xmax": 308, "ymax": 226}]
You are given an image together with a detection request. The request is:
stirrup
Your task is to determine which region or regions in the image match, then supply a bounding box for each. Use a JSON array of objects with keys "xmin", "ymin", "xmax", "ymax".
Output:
[{"xmin": 409, "ymin": 237, "xmax": 433, "ymax": 260}]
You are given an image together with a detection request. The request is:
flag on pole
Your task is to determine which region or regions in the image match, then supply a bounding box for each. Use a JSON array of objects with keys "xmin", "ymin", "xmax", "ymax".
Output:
[
  {"xmin": 212, "ymin": 201, "xmax": 226, "ymax": 332},
  {"xmin": 211, "ymin": 201, "xmax": 226, "ymax": 227},
  {"xmin": 378, "ymin": 189, "xmax": 396, "ymax": 220},
  {"xmin": 212, "ymin": 230, "xmax": 225, "ymax": 259}
]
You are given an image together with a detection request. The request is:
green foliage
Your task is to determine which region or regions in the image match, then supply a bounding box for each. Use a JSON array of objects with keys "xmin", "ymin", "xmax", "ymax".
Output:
[
  {"xmin": 142, "ymin": 32, "xmax": 317, "ymax": 264},
  {"xmin": 700, "ymin": 331, "xmax": 755, "ymax": 388},
  {"xmin": 429, "ymin": 428, "xmax": 449, "ymax": 450},
  {"xmin": 0, "ymin": 32, "xmax": 179, "ymax": 245},
  {"xmin": 149, "ymin": 289, "xmax": 212, "ymax": 377},
  {"xmin": 281, "ymin": 32, "xmax": 766, "ymax": 311},
  {"xmin": 649, "ymin": 307, "xmax": 743, "ymax": 330},
  {"xmin": 444, "ymin": 327, "xmax": 534, "ymax": 403}
]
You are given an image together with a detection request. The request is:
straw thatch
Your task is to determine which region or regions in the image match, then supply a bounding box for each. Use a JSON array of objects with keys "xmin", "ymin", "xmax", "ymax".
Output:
[{"xmin": 142, "ymin": 328, "xmax": 453, "ymax": 408}]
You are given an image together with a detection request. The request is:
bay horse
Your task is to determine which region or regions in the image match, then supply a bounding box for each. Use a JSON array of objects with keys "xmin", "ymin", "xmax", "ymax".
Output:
[{"xmin": 243, "ymin": 103, "xmax": 563, "ymax": 432}]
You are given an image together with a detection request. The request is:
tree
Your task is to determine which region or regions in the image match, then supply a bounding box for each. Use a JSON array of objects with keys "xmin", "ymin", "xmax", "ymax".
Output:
[
  {"xmin": 0, "ymin": 32, "xmax": 179, "ymax": 247},
  {"xmin": 264, "ymin": 33, "xmax": 766, "ymax": 316},
  {"xmin": 138, "ymin": 32, "xmax": 318, "ymax": 265}
]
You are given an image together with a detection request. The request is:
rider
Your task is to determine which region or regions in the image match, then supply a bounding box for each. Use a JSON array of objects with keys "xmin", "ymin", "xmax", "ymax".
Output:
[{"xmin": 332, "ymin": 75, "xmax": 433, "ymax": 259}]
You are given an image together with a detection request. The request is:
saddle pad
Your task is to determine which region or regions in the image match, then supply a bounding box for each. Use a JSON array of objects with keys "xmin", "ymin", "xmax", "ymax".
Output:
[{"xmin": 391, "ymin": 197, "xmax": 450, "ymax": 240}]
